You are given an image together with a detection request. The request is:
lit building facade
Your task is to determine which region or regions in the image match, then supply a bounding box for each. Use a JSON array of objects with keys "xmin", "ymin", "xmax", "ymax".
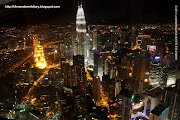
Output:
[
  {"xmin": 33, "ymin": 37, "xmax": 46, "ymax": 69},
  {"xmin": 92, "ymin": 28, "xmax": 98, "ymax": 50},
  {"xmin": 149, "ymin": 56, "xmax": 163, "ymax": 87},
  {"xmin": 75, "ymin": 3, "xmax": 93, "ymax": 67}
]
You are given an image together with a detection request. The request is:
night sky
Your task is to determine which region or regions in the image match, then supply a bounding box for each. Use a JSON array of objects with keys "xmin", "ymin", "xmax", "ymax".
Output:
[{"xmin": 0, "ymin": 0, "xmax": 179, "ymax": 26}]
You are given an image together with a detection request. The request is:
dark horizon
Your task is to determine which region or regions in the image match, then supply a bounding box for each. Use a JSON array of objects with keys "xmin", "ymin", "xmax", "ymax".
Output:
[{"xmin": 0, "ymin": 0, "xmax": 179, "ymax": 26}]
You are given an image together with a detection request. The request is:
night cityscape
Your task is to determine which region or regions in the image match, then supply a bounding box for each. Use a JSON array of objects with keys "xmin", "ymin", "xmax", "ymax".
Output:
[{"xmin": 0, "ymin": 0, "xmax": 179, "ymax": 120}]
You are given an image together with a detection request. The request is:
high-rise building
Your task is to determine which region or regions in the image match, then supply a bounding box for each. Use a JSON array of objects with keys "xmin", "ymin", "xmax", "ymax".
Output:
[
  {"xmin": 132, "ymin": 51, "xmax": 146, "ymax": 92},
  {"xmin": 92, "ymin": 76, "xmax": 101, "ymax": 106},
  {"xmin": 45, "ymin": 68, "xmax": 61, "ymax": 88},
  {"xmin": 131, "ymin": 26, "xmax": 136, "ymax": 48},
  {"xmin": 61, "ymin": 62, "xmax": 74, "ymax": 88},
  {"xmin": 149, "ymin": 62, "xmax": 163, "ymax": 87},
  {"xmin": 143, "ymin": 87, "xmax": 163, "ymax": 116},
  {"xmin": 104, "ymin": 59, "xmax": 109, "ymax": 75},
  {"xmin": 72, "ymin": 86, "xmax": 86, "ymax": 118},
  {"xmin": 73, "ymin": 55, "xmax": 84, "ymax": 67},
  {"xmin": 59, "ymin": 43, "xmax": 65, "ymax": 58},
  {"xmin": 75, "ymin": 3, "xmax": 87, "ymax": 55},
  {"xmin": 75, "ymin": 2, "xmax": 94, "ymax": 67},
  {"xmin": 93, "ymin": 52, "xmax": 103, "ymax": 80},
  {"xmin": 136, "ymin": 35, "xmax": 152, "ymax": 50},
  {"xmin": 33, "ymin": 37, "xmax": 46, "ymax": 69},
  {"xmin": 61, "ymin": 62, "xmax": 70, "ymax": 87},
  {"xmin": 148, "ymin": 55, "xmax": 163, "ymax": 87},
  {"xmin": 75, "ymin": 3, "xmax": 89, "ymax": 67},
  {"xmin": 117, "ymin": 88, "xmax": 132, "ymax": 120},
  {"xmin": 102, "ymin": 74, "xmax": 115, "ymax": 100},
  {"xmin": 73, "ymin": 55, "xmax": 86, "ymax": 87},
  {"xmin": 133, "ymin": 51, "xmax": 146, "ymax": 82},
  {"xmin": 163, "ymin": 87, "xmax": 180, "ymax": 120},
  {"xmin": 132, "ymin": 50, "xmax": 151, "ymax": 92},
  {"xmin": 76, "ymin": 3, "xmax": 86, "ymax": 34},
  {"xmin": 166, "ymin": 70, "xmax": 180, "ymax": 87},
  {"xmin": 92, "ymin": 28, "xmax": 98, "ymax": 50}
]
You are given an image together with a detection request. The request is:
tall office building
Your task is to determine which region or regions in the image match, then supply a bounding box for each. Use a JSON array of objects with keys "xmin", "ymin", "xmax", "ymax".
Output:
[
  {"xmin": 59, "ymin": 43, "xmax": 65, "ymax": 58},
  {"xmin": 33, "ymin": 37, "xmax": 46, "ymax": 69},
  {"xmin": 75, "ymin": 2, "xmax": 94, "ymax": 67},
  {"xmin": 93, "ymin": 52, "xmax": 103, "ymax": 80},
  {"xmin": 117, "ymin": 88, "xmax": 132, "ymax": 120},
  {"xmin": 131, "ymin": 26, "xmax": 136, "ymax": 48},
  {"xmin": 149, "ymin": 62, "xmax": 163, "ymax": 87},
  {"xmin": 104, "ymin": 59, "xmax": 109, "ymax": 75},
  {"xmin": 76, "ymin": 3, "xmax": 86, "ymax": 34},
  {"xmin": 92, "ymin": 28, "xmax": 98, "ymax": 50},
  {"xmin": 143, "ymin": 87, "xmax": 163, "ymax": 116},
  {"xmin": 149, "ymin": 55, "xmax": 163, "ymax": 87},
  {"xmin": 132, "ymin": 51, "xmax": 146, "ymax": 92},
  {"xmin": 133, "ymin": 52, "xmax": 146, "ymax": 81},
  {"xmin": 75, "ymin": 3, "xmax": 90, "ymax": 67},
  {"xmin": 75, "ymin": 3, "xmax": 86, "ymax": 55},
  {"xmin": 72, "ymin": 55, "xmax": 87, "ymax": 118},
  {"xmin": 163, "ymin": 87, "xmax": 180, "ymax": 120},
  {"xmin": 92, "ymin": 76, "xmax": 101, "ymax": 106},
  {"xmin": 132, "ymin": 50, "xmax": 151, "ymax": 92},
  {"xmin": 73, "ymin": 55, "xmax": 86, "ymax": 87},
  {"xmin": 73, "ymin": 86, "xmax": 86, "ymax": 118}
]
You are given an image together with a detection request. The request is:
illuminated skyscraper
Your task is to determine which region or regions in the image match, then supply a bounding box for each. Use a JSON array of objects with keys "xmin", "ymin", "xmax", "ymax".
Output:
[
  {"xmin": 92, "ymin": 28, "xmax": 98, "ymax": 50},
  {"xmin": 149, "ymin": 56, "xmax": 163, "ymax": 87},
  {"xmin": 33, "ymin": 37, "xmax": 46, "ymax": 69},
  {"xmin": 75, "ymin": 3, "xmax": 86, "ymax": 55},
  {"xmin": 76, "ymin": 3, "xmax": 86, "ymax": 34},
  {"xmin": 104, "ymin": 59, "xmax": 109, "ymax": 75},
  {"xmin": 75, "ymin": 2, "xmax": 92, "ymax": 67}
]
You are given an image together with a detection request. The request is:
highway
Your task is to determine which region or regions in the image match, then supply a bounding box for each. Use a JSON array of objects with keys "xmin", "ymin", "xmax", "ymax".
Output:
[
  {"xmin": 0, "ymin": 52, "xmax": 33, "ymax": 78},
  {"xmin": 43, "ymin": 41, "xmax": 63, "ymax": 47},
  {"xmin": 0, "ymin": 47, "xmax": 33, "ymax": 53},
  {"xmin": 21, "ymin": 63, "xmax": 60, "ymax": 105}
]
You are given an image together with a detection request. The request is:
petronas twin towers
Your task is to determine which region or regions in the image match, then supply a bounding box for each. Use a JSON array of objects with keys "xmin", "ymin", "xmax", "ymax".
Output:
[
  {"xmin": 74, "ymin": 2, "xmax": 93, "ymax": 67},
  {"xmin": 76, "ymin": 4, "xmax": 87, "ymax": 33}
]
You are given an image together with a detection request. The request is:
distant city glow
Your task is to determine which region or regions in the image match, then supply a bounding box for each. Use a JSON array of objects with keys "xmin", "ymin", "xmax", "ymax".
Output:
[{"xmin": 0, "ymin": 9, "xmax": 177, "ymax": 120}]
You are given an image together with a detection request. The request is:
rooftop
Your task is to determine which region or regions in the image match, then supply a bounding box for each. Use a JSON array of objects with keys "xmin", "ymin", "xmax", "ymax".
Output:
[
  {"xmin": 151, "ymin": 104, "xmax": 169, "ymax": 116},
  {"xmin": 144, "ymin": 87, "xmax": 164, "ymax": 98}
]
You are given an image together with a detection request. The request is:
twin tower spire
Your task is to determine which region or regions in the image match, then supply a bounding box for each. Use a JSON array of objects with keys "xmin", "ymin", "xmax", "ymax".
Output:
[
  {"xmin": 75, "ymin": 1, "xmax": 92, "ymax": 67},
  {"xmin": 76, "ymin": 0, "xmax": 86, "ymax": 33}
]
